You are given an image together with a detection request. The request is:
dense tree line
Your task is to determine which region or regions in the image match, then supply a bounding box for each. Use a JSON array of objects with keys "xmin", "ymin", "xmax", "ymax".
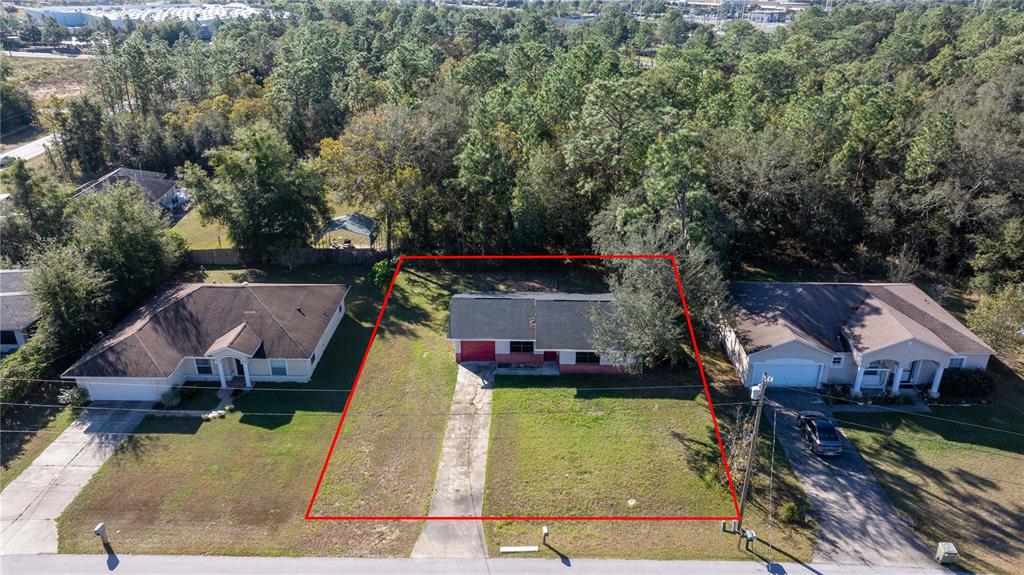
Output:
[{"xmin": 27, "ymin": 2, "xmax": 1024, "ymax": 364}]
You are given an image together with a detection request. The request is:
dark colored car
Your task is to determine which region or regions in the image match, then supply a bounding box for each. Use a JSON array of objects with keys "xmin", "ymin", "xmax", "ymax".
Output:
[{"xmin": 797, "ymin": 411, "xmax": 844, "ymax": 456}]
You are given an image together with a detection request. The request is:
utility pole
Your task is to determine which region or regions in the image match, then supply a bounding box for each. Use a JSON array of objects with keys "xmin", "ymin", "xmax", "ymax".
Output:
[{"xmin": 735, "ymin": 373, "xmax": 771, "ymax": 534}]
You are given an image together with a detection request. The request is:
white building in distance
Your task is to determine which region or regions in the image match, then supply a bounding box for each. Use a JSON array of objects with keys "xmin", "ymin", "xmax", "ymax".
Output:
[{"xmin": 24, "ymin": 3, "xmax": 263, "ymax": 29}]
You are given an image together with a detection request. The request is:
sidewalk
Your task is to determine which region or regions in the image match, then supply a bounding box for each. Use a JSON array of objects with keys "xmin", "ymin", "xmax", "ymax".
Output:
[
  {"xmin": 0, "ymin": 554, "xmax": 968, "ymax": 575},
  {"xmin": 0, "ymin": 403, "xmax": 149, "ymax": 554}
]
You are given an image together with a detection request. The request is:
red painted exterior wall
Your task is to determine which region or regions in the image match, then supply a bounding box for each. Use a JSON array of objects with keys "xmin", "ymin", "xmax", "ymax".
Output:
[
  {"xmin": 497, "ymin": 353, "xmax": 544, "ymax": 365},
  {"xmin": 560, "ymin": 363, "xmax": 623, "ymax": 374}
]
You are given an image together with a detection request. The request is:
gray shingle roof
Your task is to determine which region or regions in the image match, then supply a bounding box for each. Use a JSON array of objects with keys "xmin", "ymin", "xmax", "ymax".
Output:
[
  {"xmin": 729, "ymin": 282, "xmax": 994, "ymax": 356},
  {"xmin": 0, "ymin": 269, "xmax": 40, "ymax": 332},
  {"xmin": 74, "ymin": 167, "xmax": 177, "ymax": 204},
  {"xmin": 63, "ymin": 283, "xmax": 348, "ymax": 378},
  {"xmin": 448, "ymin": 292, "xmax": 611, "ymax": 351}
]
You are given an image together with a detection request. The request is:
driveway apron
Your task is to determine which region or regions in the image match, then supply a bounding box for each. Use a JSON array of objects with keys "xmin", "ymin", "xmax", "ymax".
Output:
[
  {"xmin": 766, "ymin": 391, "xmax": 933, "ymax": 567},
  {"xmin": 1, "ymin": 402, "xmax": 149, "ymax": 555},
  {"xmin": 411, "ymin": 363, "xmax": 494, "ymax": 558}
]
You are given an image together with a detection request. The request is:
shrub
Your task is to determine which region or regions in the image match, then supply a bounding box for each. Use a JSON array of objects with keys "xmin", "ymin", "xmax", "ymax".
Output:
[
  {"xmin": 58, "ymin": 386, "xmax": 89, "ymax": 407},
  {"xmin": 820, "ymin": 381, "xmax": 852, "ymax": 404},
  {"xmin": 159, "ymin": 387, "xmax": 182, "ymax": 408},
  {"xmin": 371, "ymin": 256, "xmax": 399, "ymax": 290},
  {"xmin": 870, "ymin": 392, "xmax": 914, "ymax": 406},
  {"xmin": 939, "ymin": 368, "xmax": 995, "ymax": 400},
  {"xmin": 779, "ymin": 502, "xmax": 802, "ymax": 524}
]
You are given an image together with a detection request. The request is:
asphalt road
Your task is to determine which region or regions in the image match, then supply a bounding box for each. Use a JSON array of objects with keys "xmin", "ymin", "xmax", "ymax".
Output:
[
  {"xmin": 2, "ymin": 134, "xmax": 54, "ymax": 164},
  {"xmin": 0, "ymin": 554, "xmax": 965, "ymax": 575},
  {"xmin": 766, "ymin": 392, "xmax": 934, "ymax": 567},
  {"xmin": 3, "ymin": 50, "xmax": 96, "ymax": 60}
]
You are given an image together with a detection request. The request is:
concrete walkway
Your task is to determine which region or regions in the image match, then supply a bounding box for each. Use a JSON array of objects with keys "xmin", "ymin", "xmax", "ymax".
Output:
[
  {"xmin": 766, "ymin": 392, "xmax": 934, "ymax": 567},
  {"xmin": 0, "ymin": 554, "xmax": 968, "ymax": 575},
  {"xmin": 1, "ymin": 402, "xmax": 149, "ymax": 555},
  {"xmin": 411, "ymin": 363, "xmax": 495, "ymax": 558}
]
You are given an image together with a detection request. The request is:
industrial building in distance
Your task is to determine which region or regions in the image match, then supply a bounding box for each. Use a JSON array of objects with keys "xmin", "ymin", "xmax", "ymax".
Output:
[{"xmin": 24, "ymin": 3, "xmax": 263, "ymax": 29}]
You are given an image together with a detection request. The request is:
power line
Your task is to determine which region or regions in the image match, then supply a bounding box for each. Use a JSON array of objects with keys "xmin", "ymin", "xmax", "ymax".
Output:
[
  {"xmin": 0, "ymin": 375, "xmax": 713, "ymax": 393},
  {"xmin": 0, "ymin": 400, "xmax": 752, "ymax": 418},
  {"xmin": 770, "ymin": 385, "xmax": 1024, "ymax": 439}
]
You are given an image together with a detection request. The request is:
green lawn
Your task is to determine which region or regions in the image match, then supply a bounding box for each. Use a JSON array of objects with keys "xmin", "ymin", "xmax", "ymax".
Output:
[
  {"xmin": 171, "ymin": 211, "xmax": 232, "ymax": 250},
  {"xmin": 1, "ymin": 404, "xmax": 78, "ymax": 491},
  {"xmin": 482, "ymin": 343, "xmax": 815, "ymax": 561},
  {"xmin": 841, "ymin": 358, "xmax": 1024, "ymax": 575},
  {"xmin": 172, "ymin": 200, "xmax": 367, "ymax": 250},
  {"xmin": 58, "ymin": 265, "xmax": 393, "ymax": 556}
]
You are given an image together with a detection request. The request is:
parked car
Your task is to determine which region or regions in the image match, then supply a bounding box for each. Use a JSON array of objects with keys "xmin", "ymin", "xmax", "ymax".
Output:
[{"xmin": 797, "ymin": 411, "xmax": 844, "ymax": 456}]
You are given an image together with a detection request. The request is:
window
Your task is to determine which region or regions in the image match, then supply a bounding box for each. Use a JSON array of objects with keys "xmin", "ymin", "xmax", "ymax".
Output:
[
  {"xmin": 310, "ymin": 352, "xmax": 316, "ymax": 364},
  {"xmin": 0, "ymin": 330, "xmax": 17, "ymax": 345},
  {"xmin": 195, "ymin": 358, "xmax": 213, "ymax": 375},
  {"xmin": 270, "ymin": 359, "xmax": 288, "ymax": 377},
  {"xmin": 338, "ymin": 303, "xmax": 344, "ymax": 313},
  {"xmin": 510, "ymin": 341, "xmax": 534, "ymax": 354},
  {"xmin": 949, "ymin": 357, "xmax": 966, "ymax": 369},
  {"xmin": 575, "ymin": 351, "xmax": 600, "ymax": 365},
  {"xmin": 831, "ymin": 356, "xmax": 844, "ymax": 368}
]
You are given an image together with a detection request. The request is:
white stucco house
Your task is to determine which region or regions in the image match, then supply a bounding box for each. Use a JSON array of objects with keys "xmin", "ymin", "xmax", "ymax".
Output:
[
  {"xmin": 62, "ymin": 282, "xmax": 348, "ymax": 401},
  {"xmin": 723, "ymin": 282, "xmax": 994, "ymax": 398}
]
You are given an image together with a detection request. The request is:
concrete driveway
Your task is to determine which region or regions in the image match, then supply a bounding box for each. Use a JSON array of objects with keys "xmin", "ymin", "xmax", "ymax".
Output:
[
  {"xmin": 765, "ymin": 391, "xmax": 934, "ymax": 567},
  {"xmin": 411, "ymin": 363, "xmax": 494, "ymax": 558},
  {"xmin": 1, "ymin": 402, "xmax": 148, "ymax": 554}
]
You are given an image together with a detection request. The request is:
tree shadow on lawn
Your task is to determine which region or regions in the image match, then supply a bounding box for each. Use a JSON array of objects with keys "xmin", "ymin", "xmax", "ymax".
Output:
[
  {"xmin": 845, "ymin": 416, "xmax": 1024, "ymax": 574},
  {"xmin": 493, "ymin": 370, "xmax": 706, "ymax": 402}
]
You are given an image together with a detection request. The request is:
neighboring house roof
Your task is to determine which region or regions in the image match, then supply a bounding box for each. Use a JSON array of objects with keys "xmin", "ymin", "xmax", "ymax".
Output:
[
  {"xmin": 448, "ymin": 292, "xmax": 612, "ymax": 351},
  {"xmin": 0, "ymin": 269, "xmax": 40, "ymax": 333},
  {"xmin": 74, "ymin": 167, "xmax": 177, "ymax": 204},
  {"xmin": 63, "ymin": 283, "xmax": 348, "ymax": 379},
  {"xmin": 729, "ymin": 282, "xmax": 994, "ymax": 356}
]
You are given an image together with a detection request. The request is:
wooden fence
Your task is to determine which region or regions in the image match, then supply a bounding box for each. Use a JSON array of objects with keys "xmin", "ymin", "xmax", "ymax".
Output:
[{"xmin": 187, "ymin": 247, "xmax": 384, "ymax": 267}]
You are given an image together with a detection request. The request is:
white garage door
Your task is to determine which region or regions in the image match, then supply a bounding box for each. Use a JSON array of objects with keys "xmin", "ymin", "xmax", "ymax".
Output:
[
  {"xmin": 82, "ymin": 380, "xmax": 162, "ymax": 401},
  {"xmin": 752, "ymin": 363, "xmax": 822, "ymax": 388}
]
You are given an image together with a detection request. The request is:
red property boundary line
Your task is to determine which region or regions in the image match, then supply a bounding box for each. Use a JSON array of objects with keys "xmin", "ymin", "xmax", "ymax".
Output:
[{"xmin": 305, "ymin": 254, "xmax": 741, "ymax": 521}]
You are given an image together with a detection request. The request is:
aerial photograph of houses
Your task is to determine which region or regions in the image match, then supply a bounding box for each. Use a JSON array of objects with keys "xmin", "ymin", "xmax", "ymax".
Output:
[{"xmin": 1, "ymin": 1, "xmax": 1022, "ymax": 574}]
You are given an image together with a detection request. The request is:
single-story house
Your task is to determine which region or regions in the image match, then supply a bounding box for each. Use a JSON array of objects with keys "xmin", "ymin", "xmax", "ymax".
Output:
[
  {"xmin": 0, "ymin": 269, "xmax": 40, "ymax": 354},
  {"xmin": 723, "ymin": 282, "xmax": 994, "ymax": 397},
  {"xmin": 73, "ymin": 167, "xmax": 187, "ymax": 211},
  {"xmin": 62, "ymin": 282, "xmax": 348, "ymax": 401},
  {"xmin": 447, "ymin": 292, "xmax": 632, "ymax": 374}
]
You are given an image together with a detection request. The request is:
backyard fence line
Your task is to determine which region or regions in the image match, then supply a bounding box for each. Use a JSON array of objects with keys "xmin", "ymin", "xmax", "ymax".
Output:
[{"xmin": 186, "ymin": 247, "xmax": 386, "ymax": 267}]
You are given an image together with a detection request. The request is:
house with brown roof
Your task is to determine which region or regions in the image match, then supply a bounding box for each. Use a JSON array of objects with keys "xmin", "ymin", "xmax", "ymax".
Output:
[
  {"xmin": 723, "ymin": 282, "xmax": 994, "ymax": 398},
  {"xmin": 62, "ymin": 283, "xmax": 348, "ymax": 401}
]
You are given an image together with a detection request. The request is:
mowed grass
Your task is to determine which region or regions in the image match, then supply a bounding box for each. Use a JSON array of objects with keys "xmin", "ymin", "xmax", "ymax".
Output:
[
  {"xmin": 172, "ymin": 200, "xmax": 364, "ymax": 250},
  {"xmin": 485, "ymin": 373, "xmax": 733, "ymax": 518},
  {"xmin": 171, "ymin": 211, "xmax": 232, "ymax": 249},
  {"xmin": 841, "ymin": 359, "xmax": 1024, "ymax": 575},
  {"xmin": 305, "ymin": 265, "xmax": 459, "ymax": 551},
  {"xmin": 483, "ymin": 346, "xmax": 815, "ymax": 561},
  {"xmin": 1, "ymin": 404, "xmax": 77, "ymax": 491}
]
